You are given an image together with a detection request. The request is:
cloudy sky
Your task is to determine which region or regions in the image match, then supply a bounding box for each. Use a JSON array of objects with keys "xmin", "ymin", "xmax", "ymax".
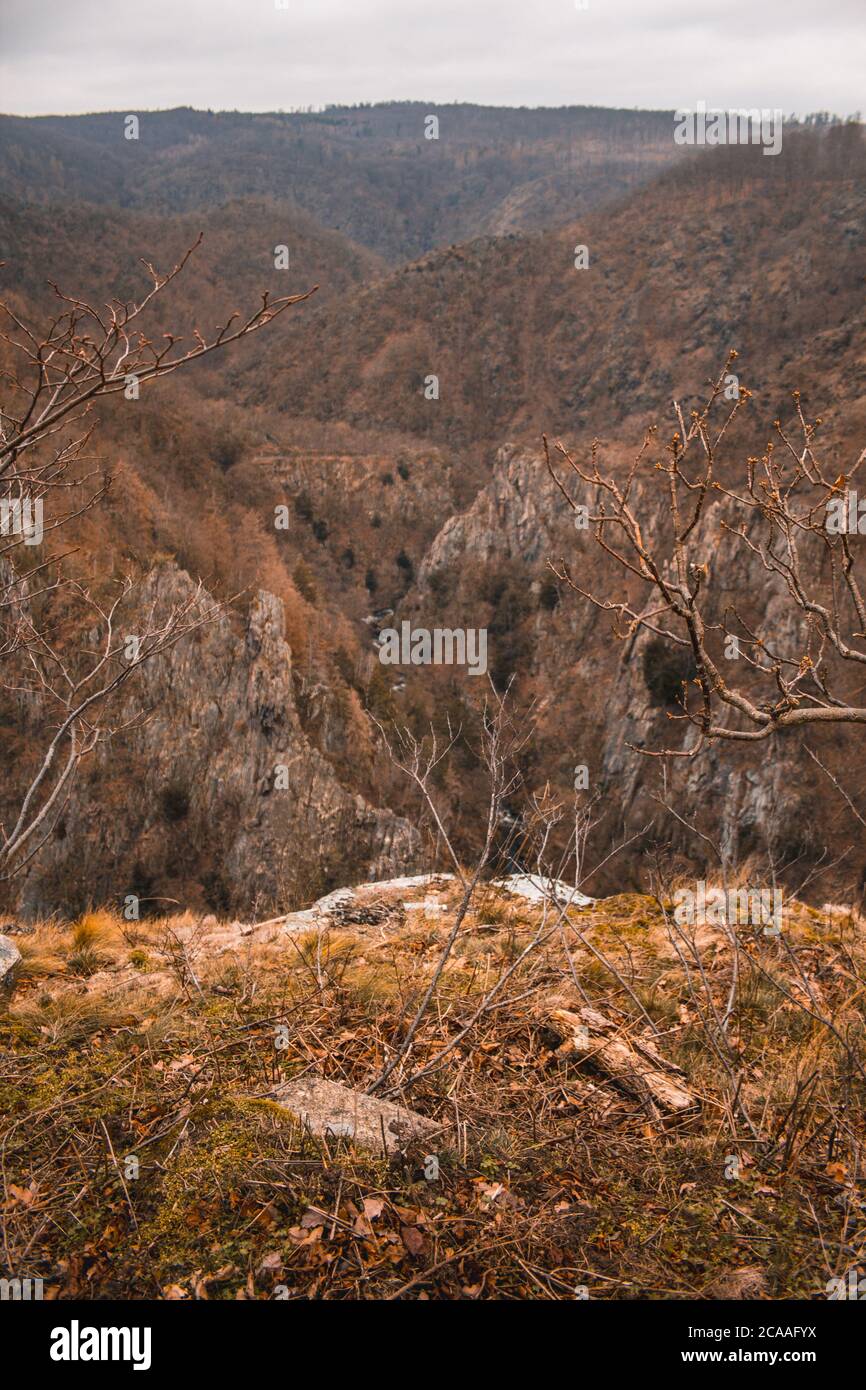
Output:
[{"xmin": 0, "ymin": 0, "xmax": 862, "ymax": 117}]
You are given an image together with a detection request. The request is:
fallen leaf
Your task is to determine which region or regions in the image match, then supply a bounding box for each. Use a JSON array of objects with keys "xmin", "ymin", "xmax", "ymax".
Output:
[{"xmin": 401, "ymin": 1225, "xmax": 427, "ymax": 1257}]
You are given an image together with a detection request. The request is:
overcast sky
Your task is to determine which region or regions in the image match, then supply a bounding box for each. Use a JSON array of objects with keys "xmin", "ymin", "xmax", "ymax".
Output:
[{"xmin": 0, "ymin": 0, "xmax": 862, "ymax": 118}]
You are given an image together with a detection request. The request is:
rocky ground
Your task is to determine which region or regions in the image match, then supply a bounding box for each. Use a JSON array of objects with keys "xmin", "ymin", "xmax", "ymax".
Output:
[{"xmin": 1, "ymin": 874, "xmax": 864, "ymax": 1300}]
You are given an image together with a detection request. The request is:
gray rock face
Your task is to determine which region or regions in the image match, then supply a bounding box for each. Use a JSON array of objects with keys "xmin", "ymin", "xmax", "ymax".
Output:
[
  {"xmin": 12, "ymin": 564, "xmax": 419, "ymax": 919},
  {"xmin": 0, "ymin": 934, "xmax": 22, "ymax": 998},
  {"xmin": 404, "ymin": 443, "xmax": 847, "ymax": 892}
]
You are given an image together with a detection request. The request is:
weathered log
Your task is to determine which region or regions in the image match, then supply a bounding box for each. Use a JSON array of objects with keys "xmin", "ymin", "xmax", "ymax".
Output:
[{"xmin": 551, "ymin": 1006, "xmax": 698, "ymax": 1117}]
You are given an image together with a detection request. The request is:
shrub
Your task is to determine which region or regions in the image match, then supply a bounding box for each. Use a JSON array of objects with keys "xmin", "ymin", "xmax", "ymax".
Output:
[
  {"xmin": 160, "ymin": 781, "xmax": 190, "ymax": 823},
  {"xmin": 293, "ymin": 560, "xmax": 317, "ymax": 603},
  {"xmin": 334, "ymin": 647, "xmax": 358, "ymax": 690},
  {"xmin": 429, "ymin": 568, "xmax": 451, "ymax": 601},
  {"xmin": 212, "ymin": 429, "xmax": 243, "ymax": 471},
  {"xmin": 538, "ymin": 576, "xmax": 560, "ymax": 610},
  {"xmin": 363, "ymin": 665, "xmax": 396, "ymax": 721},
  {"xmin": 294, "ymin": 492, "xmax": 314, "ymax": 523},
  {"xmin": 201, "ymin": 869, "xmax": 232, "ymax": 914},
  {"xmin": 486, "ymin": 565, "xmax": 531, "ymax": 689},
  {"xmin": 642, "ymin": 637, "xmax": 697, "ymax": 706}
]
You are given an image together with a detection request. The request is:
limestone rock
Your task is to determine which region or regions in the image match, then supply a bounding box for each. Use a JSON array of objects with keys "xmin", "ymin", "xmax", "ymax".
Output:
[
  {"xmin": 270, "ymin": 1075, "xmax": 444, "ymax": 1155},
  {"xmin": 492, "ymin": 874, "xmax": 593, "ymax": 908},
  {"xmin": 0, "ymin": 934, "xmax": 22, "ymax": 998}
]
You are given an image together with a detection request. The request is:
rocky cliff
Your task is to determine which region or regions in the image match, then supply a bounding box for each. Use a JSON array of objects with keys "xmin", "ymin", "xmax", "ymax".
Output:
[
  {"xmin": 11, "ymin": 565, "xmax": 419, "ymax": 919},
  {"xmin": 399, "ymin": 442, "xmax": 861, "ymax": 898}
]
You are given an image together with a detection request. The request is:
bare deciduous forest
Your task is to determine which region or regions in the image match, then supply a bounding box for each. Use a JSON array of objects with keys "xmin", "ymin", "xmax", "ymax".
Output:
[{"xmin": 1, "ymin": 1, "xmax": 865, "ymax": 1346}]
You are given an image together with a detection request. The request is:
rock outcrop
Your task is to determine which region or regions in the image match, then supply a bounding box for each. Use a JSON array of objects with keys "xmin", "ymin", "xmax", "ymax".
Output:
[
  {"xmin": 0, "ymin": 934, "xmax": 21, "ymax": 999},
  {"xmin": 269, "ymin": 1075, "xmax": 444, "ymax": 1155},
  {"xmin": 12, "ymin": 565, "xmax": 419, "ymax": 919},
  {"xmin": 401, "ymin": 443, "xmax": 857, "ymax": 896}
]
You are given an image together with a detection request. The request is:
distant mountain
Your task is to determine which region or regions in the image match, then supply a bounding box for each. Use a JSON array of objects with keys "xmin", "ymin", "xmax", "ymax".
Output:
[
  {"xmin": 0, "ymin": 102, "xmax": 688, "ymax": 262},
  {"xmin": 246, "ymin": 124, "xmax": 866, "ymax": 452}
]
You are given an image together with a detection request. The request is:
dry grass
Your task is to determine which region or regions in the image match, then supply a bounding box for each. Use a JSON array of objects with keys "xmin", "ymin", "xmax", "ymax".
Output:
[{"xmin": 1, "ymin": 888, "xmax": 864, "ymax": 1300}]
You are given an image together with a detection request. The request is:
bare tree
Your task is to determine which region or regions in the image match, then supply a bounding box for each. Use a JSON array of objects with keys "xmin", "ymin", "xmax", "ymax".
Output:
[
  {"xmin": 545, "ymin": 355, "xmax": 866, "ymax": 753},
  {"xmin": 367, "ymin": 689, "xmax": 650, "ymax": 1098},
  {"xmin": 0, "ymin": 240, "xmax": 315, "ymax": 884},
  {"xmin": 0, "ymin": 572, "xmax": 221, "ymax": 882},
  {"xmin": 367, "ymin": 686, "xmax": 526, "ymax": 1092}
]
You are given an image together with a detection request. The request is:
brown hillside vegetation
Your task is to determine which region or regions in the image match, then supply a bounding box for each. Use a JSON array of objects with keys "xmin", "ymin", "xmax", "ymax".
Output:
[
  {"xmin": 1, "ymin": 115, "xmax": 865, "ymax": 914},
  {"xmin": 0, "ymin": 103, "xmax": 689, "ymax": 262},
  {"xmin": 249, "ymin": 126, "xmax": 866, "ymax": 449}
]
